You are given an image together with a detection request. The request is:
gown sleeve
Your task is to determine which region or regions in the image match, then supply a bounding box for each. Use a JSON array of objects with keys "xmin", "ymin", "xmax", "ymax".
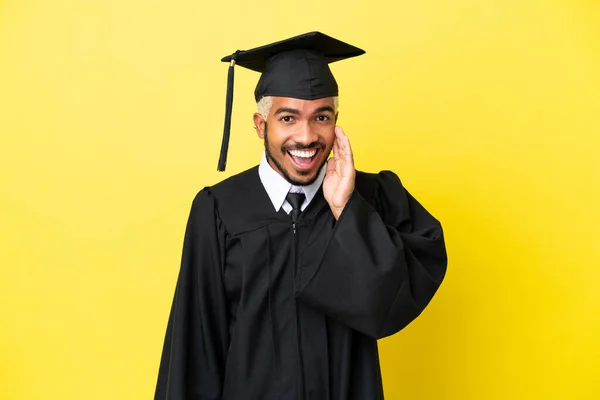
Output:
[
  {"xmin": 154, "ymin": 189, "xmax": 229, "ymax": 400},
  {"xmin": 296, "ymin": 171, "xmax": 447, "ymax": 339}
]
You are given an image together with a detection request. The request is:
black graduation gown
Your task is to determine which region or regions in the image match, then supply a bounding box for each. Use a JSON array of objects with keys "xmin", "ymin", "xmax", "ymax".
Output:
[{"xmin": 154, "ymin": 167, "xmax": 447, "ymax": 400}]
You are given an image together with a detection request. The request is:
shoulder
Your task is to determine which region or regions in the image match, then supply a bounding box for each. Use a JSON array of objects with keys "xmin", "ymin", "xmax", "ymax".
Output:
[
  {"xmin": 187, "ymin": 166, "xmax": 259, "ymax": 214},
  {"xmin": 188, "ymin": 165, "xmax": 257, "ymax": 200},
  {"xmin": 189, "ymin": 166, "xmax": 273, "ymax": 235},
  {"xmin": 355, "ymin": 169, "xmax": 405, "ymax": 199},
  {"xmin": 188, "ymin": 165, "xmax": 258, "ymax": 202},
  {"xmin": 209, "ymin": 166, "xmax": 260, "ymax": 199},
  {"xmin": 354, "ymin": 169, "xmax": 410, "ymax": 226}
]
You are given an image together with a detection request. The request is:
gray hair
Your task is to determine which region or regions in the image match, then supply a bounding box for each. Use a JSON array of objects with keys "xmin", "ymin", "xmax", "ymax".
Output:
[{"xmin": 257, "ymin": 96, "xmax": 339, "ymax": 120}]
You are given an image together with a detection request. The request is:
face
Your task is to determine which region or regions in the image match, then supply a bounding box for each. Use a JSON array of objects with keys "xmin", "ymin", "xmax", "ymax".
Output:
[{"xmin": 254, "ymin": 97, "xmax": 337, "ymax": 186}]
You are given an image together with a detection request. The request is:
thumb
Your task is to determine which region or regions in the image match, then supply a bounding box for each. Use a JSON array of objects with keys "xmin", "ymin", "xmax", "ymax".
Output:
[{"xmin": 325, "ymin": 158, "xmax": 336, "ymax": 176}]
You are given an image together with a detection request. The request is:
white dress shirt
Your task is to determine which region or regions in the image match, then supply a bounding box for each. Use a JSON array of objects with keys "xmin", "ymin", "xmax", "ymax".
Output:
[{"xmin": 258, "ymin": 152, "xmax": 327, "ymax": 214}]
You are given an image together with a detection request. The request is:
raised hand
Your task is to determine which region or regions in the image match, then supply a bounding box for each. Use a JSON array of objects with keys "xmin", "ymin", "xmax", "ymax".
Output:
[{"xmin": 323, "ymin": 126, "xmax": 356, "ymax": 220}]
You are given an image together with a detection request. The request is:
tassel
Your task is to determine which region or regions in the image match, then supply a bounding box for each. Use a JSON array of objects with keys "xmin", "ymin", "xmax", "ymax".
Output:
[{"xmin": 217, "ymin": 51, "xmax": 240, "ymax": 172}]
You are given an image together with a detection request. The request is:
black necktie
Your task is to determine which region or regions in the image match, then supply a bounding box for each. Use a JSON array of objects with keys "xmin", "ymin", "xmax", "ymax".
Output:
[{"xmin": 286, "ymin": 192, "xmax": 305, "ymax": 223}]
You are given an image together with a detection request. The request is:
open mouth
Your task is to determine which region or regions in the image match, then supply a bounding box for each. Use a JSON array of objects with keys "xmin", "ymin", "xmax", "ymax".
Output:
[{"xmin": 287, "ymin": 148, "xmax": 319, "ymax": 170}]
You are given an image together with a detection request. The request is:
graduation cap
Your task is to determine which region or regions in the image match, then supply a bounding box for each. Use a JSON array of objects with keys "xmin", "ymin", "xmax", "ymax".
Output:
[{"xmin": 217, "ymin": 31, "xmax": 365, "ymax": 171}]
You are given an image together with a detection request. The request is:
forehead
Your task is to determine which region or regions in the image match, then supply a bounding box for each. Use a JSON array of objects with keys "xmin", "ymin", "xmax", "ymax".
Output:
[{"xmin": 270, "ymin": 96, "xmax": 335, "ymax": 113}]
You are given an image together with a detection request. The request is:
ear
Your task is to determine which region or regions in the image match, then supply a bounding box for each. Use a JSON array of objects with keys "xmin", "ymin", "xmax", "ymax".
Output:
[{"xmin": 253, "ymin": 113, "xmax": 266, "ymax": 139}]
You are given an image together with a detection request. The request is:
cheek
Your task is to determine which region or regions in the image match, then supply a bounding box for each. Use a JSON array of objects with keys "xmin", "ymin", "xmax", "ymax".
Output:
[
  {"xmin": 266, "ymin": 125, "xmax": 289, "ymax": 148},
  {"xmin": 321, "ymin": 128, "xmax": 336, "ymax": 149}
]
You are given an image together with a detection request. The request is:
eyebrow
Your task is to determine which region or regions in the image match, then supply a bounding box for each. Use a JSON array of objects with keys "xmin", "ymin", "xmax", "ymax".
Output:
[
  {"xmin": 313, "ymin": 106, "xmax": 335, "ymax": 114},
  {"xmin": 274, "ymin": 107, "xmax": 301, "ymax": 116}
]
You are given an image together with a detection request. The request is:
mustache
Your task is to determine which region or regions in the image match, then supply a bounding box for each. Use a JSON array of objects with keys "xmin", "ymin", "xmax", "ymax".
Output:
[{"xmin": 283, "ymin": 142, "xmax": 326, "ymax": 151}]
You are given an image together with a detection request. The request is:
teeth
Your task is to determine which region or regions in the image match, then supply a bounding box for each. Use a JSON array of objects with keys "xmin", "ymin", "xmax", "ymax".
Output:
[{"xmin": 289, "ymin": 149, "xmax": 317, "ymax": 158}]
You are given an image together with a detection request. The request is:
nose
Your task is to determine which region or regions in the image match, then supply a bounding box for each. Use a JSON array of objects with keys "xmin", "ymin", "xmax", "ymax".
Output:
[{"xmin": 293, "ymin": 121, "xmax": 319, "ymax": 145}]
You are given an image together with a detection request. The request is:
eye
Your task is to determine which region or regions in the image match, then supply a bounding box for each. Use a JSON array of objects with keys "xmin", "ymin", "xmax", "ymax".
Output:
[
  {"xmin": 316, "ymin": 115, "xmax": 329, "ymax": 122},
  {"xmin": 280, "ymin": 115, "xmax": 294, "ymax": 123}
]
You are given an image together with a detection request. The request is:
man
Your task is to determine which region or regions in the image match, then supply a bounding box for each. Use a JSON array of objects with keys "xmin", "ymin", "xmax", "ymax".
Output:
[{"xmin": 155, "ymin": 32, "xmax": 447, "ymax": 399}]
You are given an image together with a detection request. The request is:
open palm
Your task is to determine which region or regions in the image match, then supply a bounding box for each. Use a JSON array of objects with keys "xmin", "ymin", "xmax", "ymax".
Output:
[{"xmin": 323, "ymin": 126, "xmax": 356, "ymax": 220}]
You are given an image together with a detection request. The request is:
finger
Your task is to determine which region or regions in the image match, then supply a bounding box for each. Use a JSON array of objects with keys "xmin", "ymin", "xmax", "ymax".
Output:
[
  {"xmin": 335, "ymin": 127, "xmax": 345, "ymax": 153},
  {"xmin": 325, "ymin": 157, "xmax": 336, "ymax": 175},
  {"xmin": 342, "ymin": 133, "xmax": 353, "ymax": 161},
  {"xmin": 333, "ymin": 137, "xmax": 341, "ymax": 161},
  {"xmin": 336, "ymin": 135, "xmax": 344, "ymax": 156},
  {"xmin": 337, "ymin": 129, "xmax": 353, "ymax": 165}
]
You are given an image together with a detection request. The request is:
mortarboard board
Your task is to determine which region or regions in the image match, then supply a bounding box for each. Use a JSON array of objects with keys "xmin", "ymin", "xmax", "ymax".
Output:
[{"xmin": 217, "ymin": 31, "xmax": 365, "ymax": 171}]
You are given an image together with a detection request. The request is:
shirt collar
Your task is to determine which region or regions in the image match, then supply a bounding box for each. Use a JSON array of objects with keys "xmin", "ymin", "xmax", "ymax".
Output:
[{"xmin": 258, "ymin": 152, "xmax": 327, "ymax": 212}]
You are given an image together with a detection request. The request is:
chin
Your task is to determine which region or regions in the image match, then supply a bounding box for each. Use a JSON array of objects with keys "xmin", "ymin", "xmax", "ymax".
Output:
[
  {"xmin": 286, "ymin": 167, "xmax": 320, "ymax": 186},
  {"xmin": 266, "ymin": 148, "xmax": 325, "ymax": 186}
]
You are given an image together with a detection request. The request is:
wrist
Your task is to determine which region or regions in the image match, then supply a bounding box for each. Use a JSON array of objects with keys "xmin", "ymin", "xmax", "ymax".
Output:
[
  {"xmin": 331, "ymin": 207, "xmax": 344, "ymax": 220},
  {"xmin": 330, "ymin": 189, "xmax": 357, "ymax": 221}
]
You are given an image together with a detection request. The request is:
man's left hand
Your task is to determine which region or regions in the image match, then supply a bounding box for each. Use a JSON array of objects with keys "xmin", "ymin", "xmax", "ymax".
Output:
[{"xmin": 323, "ymin": 126, "xmax": 356, "ymax": 220}]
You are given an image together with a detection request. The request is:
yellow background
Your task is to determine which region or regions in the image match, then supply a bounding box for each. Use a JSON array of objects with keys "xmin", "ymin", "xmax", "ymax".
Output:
[{"xmin": 1, "ymin": 0, "xmax": 599, "ymax": 398}]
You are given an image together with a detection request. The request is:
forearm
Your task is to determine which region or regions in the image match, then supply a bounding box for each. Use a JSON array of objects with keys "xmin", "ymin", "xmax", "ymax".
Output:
[{"xmin": 296, "ymin": 188, "xmax": 447, "ymax": 338}]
